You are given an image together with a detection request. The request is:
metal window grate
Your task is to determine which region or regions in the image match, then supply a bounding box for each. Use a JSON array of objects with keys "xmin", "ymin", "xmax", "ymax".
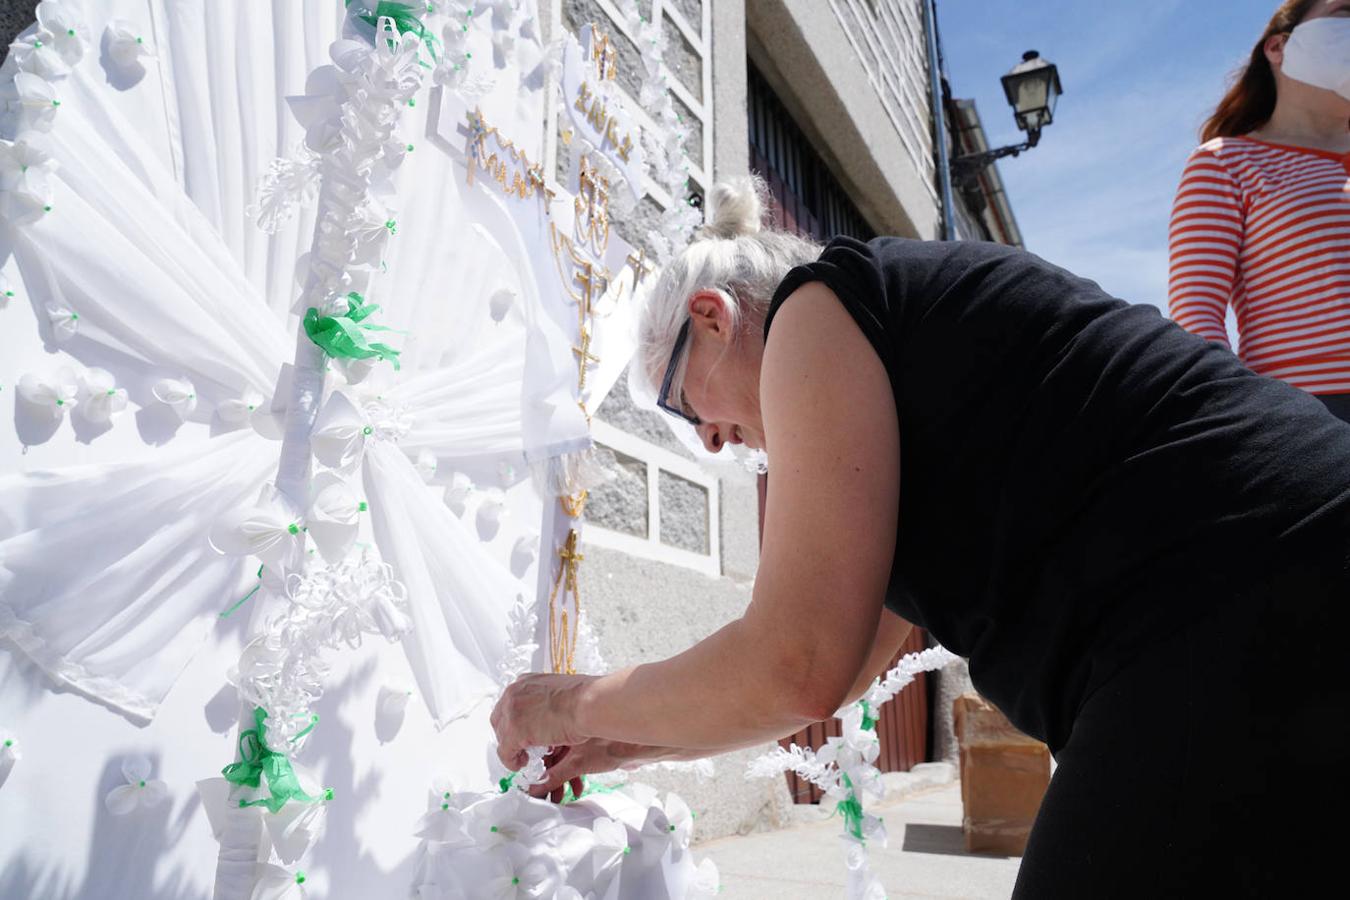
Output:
[{"xmin": 747, "ymin": 62, "xmax": 875, "ymax": 243}]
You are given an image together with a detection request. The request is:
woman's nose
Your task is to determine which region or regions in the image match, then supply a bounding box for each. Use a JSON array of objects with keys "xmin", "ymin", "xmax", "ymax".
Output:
[{"xmin": 697, "ymin": 422, "xmax": 722, "ymax": 454}]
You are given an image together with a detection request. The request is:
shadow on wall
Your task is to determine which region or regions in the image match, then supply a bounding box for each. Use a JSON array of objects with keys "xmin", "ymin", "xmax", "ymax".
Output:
[{"xmin": 0, "ymin": 754, "xmax": 212, "ymax": 900}]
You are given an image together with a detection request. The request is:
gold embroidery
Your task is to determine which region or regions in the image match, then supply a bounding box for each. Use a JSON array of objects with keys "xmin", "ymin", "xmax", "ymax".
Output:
[
  {"xmin": 548, "ymin": 529, "xmax": 584, "ymax": 674},
  {"xmin": 464, "ymin": 109, "xmax": 552, "ymax": 202},
  {"xmin": 589, "ymin": 26, "xmax": 619, "ymax": 82}
]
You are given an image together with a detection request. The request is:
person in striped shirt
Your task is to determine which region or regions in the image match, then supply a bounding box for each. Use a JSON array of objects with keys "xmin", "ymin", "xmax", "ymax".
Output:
[{"xmin": 1169, "ymin": 0, "xmax": 1350, "ymax": 419}]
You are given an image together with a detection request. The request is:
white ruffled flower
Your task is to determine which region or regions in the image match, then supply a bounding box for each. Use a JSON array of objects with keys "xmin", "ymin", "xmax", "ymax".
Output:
[
  {"xmin": 77, "ymin": 366, "xmax": 128, "ymax": 423},
  {"xmin": 104, "ymin": 756, "xmax": 168, "ymax": 815},
  {"xmin": 152, "ymin": 376, "xmax": 197, "ymax": 419},
  {"xmin": 45, "ymin": 303, "xmax": 76, "ymax": 339},
  {"xmin": 35, "ymin": 1, "xmax": 88, "ymax": 66},
  {"xmin": 218, "ymin": 387, "xmax": 266, "ymax": 426},
  {"xmin": 250, "ymin": 864, "xmax": 308, "ymax": 900},
  {"xmin": 1, "ymin": 71, "xmax": 62, "ymax": 133},
  {"xmin": 307, "ymin": 471, "xmax": 362, "ymax": 564},
  {"xmin": 103, "ymin": 20, "xmax": 153, "ymax": 68},
  {"xmin": 17, "ymin": 368, "xmax": 78, "ymax": 419}
]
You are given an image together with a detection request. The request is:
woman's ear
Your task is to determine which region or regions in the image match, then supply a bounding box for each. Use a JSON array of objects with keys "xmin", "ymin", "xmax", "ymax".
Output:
[
  {"xmin": 1264, "ymin": 32, "xmax": 1288, "ymax": 70},
  {"xmin": 688, "ymin": 290, "xmax": 731, "ymax": 336}
]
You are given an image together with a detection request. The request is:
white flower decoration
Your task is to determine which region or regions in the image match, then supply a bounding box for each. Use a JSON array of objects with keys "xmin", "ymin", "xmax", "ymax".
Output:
[
  {"xmin": 104, "ymin": 756, "xmax": 168, "ymax": 815},
  {"xmin": 250, "ymin": 864, "xmax": 308, "ymax": 900},
  {"xmin": 103, "ymin": 20, "xmax": 153, "ymax": 68},
  {"xmin": 0, "ymin": 731, "xmax": 18, "ymax": 788},
  {"xmin": 0, "ymin": 270, "xmax": 14, "ymax": 307},
  {"xmin": 0, "ymin": 131, "xmax": 57, "ymax": 224},
  {"xmin": 76, "ymin": 366, "xmax": 128, "ymax": 423},
  {"xmin": 265, "ymin": 793, "xmax": 331, "ymax": 864},
  {"xmin": 151, "ymin": 376, "xmax": 197, "ymax": 419},
  {"xmin": 209, "ymin": 485, "xmax": 306, "ymax": 571},
  {"xmin": 310, "ymin": 390, "xmax": 370, "ymax": 471},
  {"xmin": 591, "ymin": 816, "xmax": 630, "ymax": 879},
  {"xmin": 476, "ymin": 489, "xmax": 509, "ymax": 526},
  {"xmin": 662, "ymin": 792, "xmax": 694, "ymax": 851},
  {"xmin": 468, "ymin": 788, "xmax": 561, "ymax": 848},
  {"xmin": 218, "ymin": 388, "xmax": 265, "ymax": 425},
  {"xmin": 35, "ymin": 1, "xmax": 89, "ymax": 66},
  {"xmin": 45, "ymin": 303, "xmax": 77, "ymax": 340},
  {"xmin": 306, "ymin": 471, "xmax": 362, "ymax": 564},
  {"xmin": 443, "ymin": 471, "xmax": 474, "ymax": 516},
  {"xmin": 689, "ymin": 857, "xmax": 721, "ymax": 898},
  {"xmin": 377, "ymin": 681, "xmax": 414, "ymax": 720},
  {"xmin": 482, "ymin": 844, "xmax": 554, "ymax": 900},
  {"xmin": 414, "ymin": 448, "xmax": 437, "ymax": 482},
  {"xmin": 414, "ymin": 795, "xmax": 474, "ymax": 847},
  {"xmin": 1, "ymin": 71, "xmax": 62, "ymax": 133},
  {"xmin": 17, "ymin": 368, "xmax": 78, "ymax": 419},
  {"xmin": 7, "ymin": 33, "xmax": 69, "ymax": 79}
]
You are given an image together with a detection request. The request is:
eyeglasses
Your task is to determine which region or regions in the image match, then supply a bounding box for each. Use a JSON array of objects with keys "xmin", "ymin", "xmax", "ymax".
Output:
[{"xmin": 656, "ymin": 318, "xmax": 702, "ymax": 426}]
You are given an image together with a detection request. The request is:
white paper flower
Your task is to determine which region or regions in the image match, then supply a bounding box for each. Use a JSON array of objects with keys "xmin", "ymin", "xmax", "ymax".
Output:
[
  {"xmin": 45, "ymin": 303, "xmax": 77, "ymax": 340},
  {"xmin": 310, "ymin": 390, "xmax": 370, "ymax": 470},
  {"xmin": 662, "ymin": 792, "xmax": 694, "ymax": 851},
  {"xmin": 510, "ymin": 535, "xmax": 538, "ymax": 567},
  {"xmin": 1, "ymin": 71, "xmax": 62, "ymax": 132},
  {"xmin": 35, "ymin": 1, "xmax": 89, "ymax": 65},
  {"xmin": 7, "ymin": 33, "xmax": 69, "ymax": 79},
  {"xmin": 218, "ymin": 388, "xmax": 266, "ymax": 425},
  {"xmin": 476, "ymin": 489, "xmax": 509, "ymax": 527},
  {"xmin": 468, "ymin": 788, "xmax": 562, "ymax": 848},
  {"xmin": 443, "ymin": 471, "xmax": 474, "ymax": 516},
  {"xmin": 265, "ymin": 794, "xmax": 331, "ymax": 864},
  {"xmin": 0, "ymin": 270, "xmax": 13, "ymax": 307},
  {"xmin": 481, "ymin": 844, "xmax": 554, "ymax": 900},
  {"xmin": 591, "ymin": 816, "xmax": 630, "ymax": 879},
  {"xmin": 689, "ymin": 857, "xmax": 721, "ymax": 898},
  {"xmin": 76, "ymin": 366, "xmax": 128, "ymax": 423},
  {"xmin": 209, "ymin": 485, "xmax": 306, "ymax": 570},
  {"xmin": 0, "ymin": 731, "xmax": 18, "ymax": 788},
  {"xmin": 415, "ymin": 798, "xmax": 474, "ymax": 846},
  {"xmin": 152, "ymin": 376, "xmax": 197, "ymax": 419},
  {"xmin": 377, "ymin": 682, "xmax": 413, "ymax": 719},
  {"xmin": 0, "ymin": 131, "xmax": 57, "ymax": 224},
  {"xmin": 105, "ymin": 756, "xmax": 168, "ymax": 815},
  {"xmin": 307, "ymin": 472, "xmax": 362, "ymax": 564},
  {"xmin": 103, "ymin": 20, "xmax": 153, "ymax": 68},
  {"xmin": 17, "ymin": 368, "xmax": 78, "ymax": 419},
  {"xmin": 414, "ymin": 448, "xmax": 437, "ymax": 482},
  {"xmin": 250, "ymin": 864, "xmax": 308, "ymax": 900}
]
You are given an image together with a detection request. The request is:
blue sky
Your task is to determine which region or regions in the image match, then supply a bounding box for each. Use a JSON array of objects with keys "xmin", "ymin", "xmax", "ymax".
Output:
[{"xmin": 935, "ymin": 0, "xmax": 1278, "ymax": 318}]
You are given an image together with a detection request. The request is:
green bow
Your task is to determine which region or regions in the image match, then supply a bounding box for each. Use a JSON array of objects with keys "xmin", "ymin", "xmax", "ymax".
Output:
[
  {"xmin": 303, "ymin": 292, "xmax": 402, "ymax": 371},
  {"xmin": 860, "ymin": 699, "xmax": 877, "ymax": 732},
  {"xmin": 222, "ymin": 707, "xmax": 324, "ymax": 814},
  {"xmin": 835, "ymin": 772, "xmax": 865, "ymax": 841},
  {"xmin": 345, "ymin": 1, "xmax": 441, "ymax": 63}
]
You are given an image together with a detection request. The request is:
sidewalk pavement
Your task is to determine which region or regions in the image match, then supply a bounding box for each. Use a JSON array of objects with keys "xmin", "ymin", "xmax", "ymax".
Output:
[{"xmin": 697, "ymin": 764, "xmax": 1023, "ymax": 899}]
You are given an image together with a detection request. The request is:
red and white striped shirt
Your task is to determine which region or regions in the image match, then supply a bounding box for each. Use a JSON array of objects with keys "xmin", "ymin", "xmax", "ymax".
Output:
[{"xmin": 1169, "ymin": 136, "xmax": 1350, "ymax": 394}]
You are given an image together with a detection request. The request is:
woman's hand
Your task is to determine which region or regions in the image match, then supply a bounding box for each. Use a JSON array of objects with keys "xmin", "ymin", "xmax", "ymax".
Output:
[
  {"xmin": 527, "ymin": 739, "xmax": 649, "ymax": 803},
  {"xmin": 490, "ymin": 672, "xmax": 596, "ymax": 770}
]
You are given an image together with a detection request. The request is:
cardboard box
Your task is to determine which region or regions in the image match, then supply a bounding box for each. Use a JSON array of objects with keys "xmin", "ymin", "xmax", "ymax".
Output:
[{"xmin": 953, "ymin": 692, "xmax": 1050, "ymax": 856}]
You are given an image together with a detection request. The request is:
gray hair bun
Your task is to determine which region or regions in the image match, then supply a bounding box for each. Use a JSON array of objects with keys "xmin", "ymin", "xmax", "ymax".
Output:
[{"xmin": 698, "ymin": 176, "xmax": 768, "ymax": 240}]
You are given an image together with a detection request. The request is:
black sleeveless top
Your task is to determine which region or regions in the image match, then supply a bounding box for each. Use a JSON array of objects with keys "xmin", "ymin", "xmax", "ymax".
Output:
[{"xmin": 765, "ymin": 237, "xmax": 1350, "ymax": 751}]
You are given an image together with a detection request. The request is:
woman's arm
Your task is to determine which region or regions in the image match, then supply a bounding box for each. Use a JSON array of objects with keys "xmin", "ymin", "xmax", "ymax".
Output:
[
  {"xmin": 839, "ymin": 608, "xmax": 914, "ymax": 708},
  {"xmin": 566, "ymin": 281, "xmax": 903, "ymax": 751},
  {"xmin": 1168, "ymin": 148, "xmax": 1242, "ymax": 346}
]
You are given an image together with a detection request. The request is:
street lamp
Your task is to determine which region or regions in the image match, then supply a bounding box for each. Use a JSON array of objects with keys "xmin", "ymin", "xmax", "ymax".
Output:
[{"xmin": 950, "ymin": 50, "xmax": 1063, "ymax": 184}]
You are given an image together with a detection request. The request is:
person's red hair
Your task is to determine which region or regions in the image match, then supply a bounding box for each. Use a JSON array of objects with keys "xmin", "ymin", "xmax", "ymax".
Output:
[{"xmin": 1201, "ymin": 0, "xmax": 1323, "ymax": 141}]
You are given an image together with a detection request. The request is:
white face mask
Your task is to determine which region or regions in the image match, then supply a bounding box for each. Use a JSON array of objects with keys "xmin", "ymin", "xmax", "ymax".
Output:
[{"xmin": 1282, "ymin": 17, "xmax": 1350, "ymax": 101}]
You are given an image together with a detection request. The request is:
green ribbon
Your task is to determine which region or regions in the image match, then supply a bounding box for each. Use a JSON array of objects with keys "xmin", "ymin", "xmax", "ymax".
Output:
[
  {"xmin": 221, "ymin": 707, "xmax": 323, "ymax": 814},
  {"xmin": 834, "ymin": 772, "xmax": 865, "ymax": 841},
  {"xmin": 860, "ymin": 699, "xmax": 877, "ymax": 732},
  {"xmin": 345, "ymin": 1, "xmax": 440, "ymax": 63},
  {"xmin": 561, "ymin": 775, "xmax": 627, "ymax": 804},
  {"xmin": 303, "ymin": 292, "xmax": 402, "ymax": 371},
  {"xmin": 219, "ymin": 565, "xmax": 265, "ymax": 619}
]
